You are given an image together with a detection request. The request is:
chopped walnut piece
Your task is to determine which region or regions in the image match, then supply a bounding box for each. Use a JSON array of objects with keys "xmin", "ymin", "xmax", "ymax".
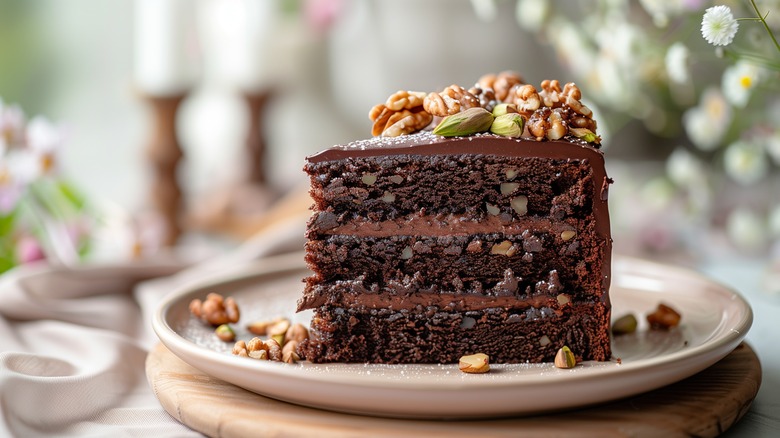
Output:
[
  {"xmin": 468, "ymin": 86, "xmax": 499, "ymax": 112},
  {"xmin": 528, "ymin": 107, "xmax": 569, "ymax": 140},
  {"xmin": 189, "ymin": 293, "xmax": 240, "ymax": 326},
  {"xmin": 237, "ymin": 337, "xmax": 276, "ymax": 361},
  {"xmin": 476, "ymin": 71, "xmax": 524, "ymax": 102},
  {"xmin": 369, "ymin": 90, "xmax": 431, "ymax": 137},
  {"xmin": 231, "ymin": 340, "xmax": 248, "ymax": 357},
  {"xmin": 382, "ymin": 109, "xmax": 433, "ymax": 137},
  {"xmin": 285, "ymin": 323, "xmax": 310, "ymax": 344},
  {"xmin": 423, "ymin": 85, "xmax": 479, "ymax": 117},
  {"xmin": 384, "ymin": 90, "xmax": 427, "ymax": 111},
  {"xmin": 538, "ymin": 79, "xmax": 563, "ymax": 108},
  {"xmin": 558, "ymin": 82, "xmax": 598, "ymax": 134},
  {"xmin": 506, "ymin": 84, "xmax": 541, "ymax": 116},
  {"xmin": 266, "ymin": 338, "xmax": 283, "ymax": 361},
  {"xmin": 647, "ymin": 303, "xmax": 681, "ymax": 330},
  {"xmin": 561, "ymin": 83, "xmax": 592, "ymax": 116}
]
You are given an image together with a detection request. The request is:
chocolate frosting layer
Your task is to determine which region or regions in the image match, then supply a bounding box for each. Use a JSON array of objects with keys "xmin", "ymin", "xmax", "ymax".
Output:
[
  {"xmin": 307, "ymin": 131, "xmax": 602, "ymax": 163},
  {"xmin": 306, "ymin": 132, "xmax": 613, "ymax": 305}
]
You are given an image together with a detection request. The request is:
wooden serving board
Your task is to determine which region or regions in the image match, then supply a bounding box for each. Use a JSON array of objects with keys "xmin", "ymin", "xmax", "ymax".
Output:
[{"xmin": 146, "ymin": 342, "xmax": 760, "ymax": 437}]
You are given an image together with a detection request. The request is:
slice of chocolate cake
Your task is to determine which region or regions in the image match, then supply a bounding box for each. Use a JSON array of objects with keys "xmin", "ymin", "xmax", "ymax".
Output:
[{"xmin": 298, "ymin": 74, "xmax": 612, "ymax": 364}]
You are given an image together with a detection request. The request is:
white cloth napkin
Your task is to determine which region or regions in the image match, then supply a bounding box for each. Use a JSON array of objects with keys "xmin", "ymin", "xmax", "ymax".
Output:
[{"xmin": 0, "ymin": 214, "xmax": 308, "ymax": 437}]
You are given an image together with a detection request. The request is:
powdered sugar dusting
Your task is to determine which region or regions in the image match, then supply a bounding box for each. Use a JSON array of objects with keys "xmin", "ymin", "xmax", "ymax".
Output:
[{"xmin": 328, "ymin": 131, "xmax": 591, "ymax": 153}]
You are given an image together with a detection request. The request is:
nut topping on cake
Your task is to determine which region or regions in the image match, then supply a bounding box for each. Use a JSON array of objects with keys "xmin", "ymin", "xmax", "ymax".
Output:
[
  {"xmin": 476, "ymin": 71, "xmax": 524, "ymax": 102},
  {"xmin": 468, "ymin": 86, "xmax": 499, "ymax": 112},
  {"xmin": 538, "ymin": 79, "xmax": 564, "ymax": 108},
  {"xmin": 506, "ymin": 84, "xmax": 542, "ymax": 116},
  {"xmin": 367, "ymin": 73, "xmax": 601, "ymax": 145},
  {"xmin": 384, "ymin": 90, "xmax": 427, "ymax": 111},
  {"xmin": 369, "ymin": 90, "xmax": 432, "ymax": 137},
  {"xmin": 423, "ymin": 84, "xmax": 480, "ymax": 117},
  {"xmin": 490, "ymin": 113, "xmax": 525, "ymax": 138},
  {"xmin": 432, "ymin": 107, "xmax": 494, "ymax": 137}
]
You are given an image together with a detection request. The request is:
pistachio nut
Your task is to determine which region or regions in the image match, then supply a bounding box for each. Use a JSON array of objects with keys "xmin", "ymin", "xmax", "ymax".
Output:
[
  {"xmin": 433, "ymin": 107, "xmax": 494, "ymax": 137},
  {"xmin": 491, "ymin": 103, "xmax": 519, "ymax": 117},
  {"xmin": 490, "ymin": 113, "xmax": 525, "ymax": 138},
  {"xmin": 570, "ymin": 127, "xmax": 599, "ymax": 143},
  {"xmin": 459, "ymin": 353, "xmax": 490, "ymax": 373},
  {"xmin": 554, "ymin": 346, "xmax": 576, "ymax": 369},
  {"xmin": 612, "ymin": 313, "xmax": 638, "ymax": 335}
]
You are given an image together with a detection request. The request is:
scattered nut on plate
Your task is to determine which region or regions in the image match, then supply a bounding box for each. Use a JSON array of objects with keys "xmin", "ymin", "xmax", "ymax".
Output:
[
  {"xmin": 189, "ymin": 293, "xmax": 240, "ymax": 326},
  {"xmin": 215, "ymin": 324, "xmax": 235, "ymax": 342},
  {"xmin": 612, "ymin": 313, "xmax": 638, "ymax": 335},
  {"xmin": 646, "ymin": 303, "xmax": 682, "ymax": 330},
  {"xmin": 459, "ymin": 353, "xmax": 490, "ymax": 374},
  {"xmin": 247, "ymin": 317, "xmax": 288, "ymax": 336},
  {"xmin": 554, "ymin": 346, "xmax": 576, "ymax": 369}
]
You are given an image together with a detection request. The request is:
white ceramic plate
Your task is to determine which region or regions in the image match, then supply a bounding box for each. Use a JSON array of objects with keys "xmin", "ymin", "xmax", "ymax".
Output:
[{"xmin": 152, "ymin": 252, "xmax": 752, "ymax": 419}]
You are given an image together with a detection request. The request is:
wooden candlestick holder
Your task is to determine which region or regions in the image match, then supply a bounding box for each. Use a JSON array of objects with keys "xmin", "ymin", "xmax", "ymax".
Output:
[
  {"xmin": 186, "ymin": 89, "xmax": 279, "ymax": 239},
  {"xmin": 243, "ymin": 90, "xmax": 272, "ymax": 184},
  {"xmin": 143, "ymin": 93, "xmax": 188, "ymax": 247}
]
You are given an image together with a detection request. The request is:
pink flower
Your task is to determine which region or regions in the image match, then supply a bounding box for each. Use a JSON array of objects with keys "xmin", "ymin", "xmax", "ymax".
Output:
[
  {"xmin": 16, "ymin": 235, "xmax": 46, "ymax": 264},
  {"xmin": 304, "ymin": 0, "xmax": 344, "ymax": 34},
  {"xmin": 0, "ymin": 99, "xmax": 26, "ymax": 152}
]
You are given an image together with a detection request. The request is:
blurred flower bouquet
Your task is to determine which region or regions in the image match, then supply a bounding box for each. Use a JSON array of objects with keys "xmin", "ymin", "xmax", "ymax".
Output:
[
  {"xmin": 0, "ymin": 99, "xmax": 92, "ymax": 274},
  {"xmin": 513, "ymin": 0, "xmax": 780, "ymax": 253}
]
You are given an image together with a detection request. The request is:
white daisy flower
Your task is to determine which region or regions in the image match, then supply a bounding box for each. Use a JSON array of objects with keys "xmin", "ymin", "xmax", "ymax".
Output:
[
  {"xmin": 765, "ymin": 131, "xmax": 780, "ymax": 165},
  {"xmin": 683, "ymin": 88, "xmax": 731, "ymax": 151},
  {"xmin": 0, "ymin": 99, "xmax": 26, "ymax": 151},
  {"xmin": 665, "ymin": 42, "xmax": 690, "ymax": 84},
  {"xmin": 701, "ymin": 5, "xmax": 739, "ymax": 46},
  {"xmin": 515, "ymin": 0, "xmax": 549, "ymax": 32},
  {"xmin": 722, "ymin": 61, "xmax": 762, "ymax": 108},
  {"xmin": 724, "ymin": 140, "xmax": 769, "ymax": 185},
  {"xmin": 726, "ymin": 207, "xmax": 766, "ymax": 251},
  {"xmin": 26, "ymin": 116, "xmax": 65, "ymax": 175},
  {"xmin": 666, "ymin": 147, "xmax": 706, "ymax": 187}
]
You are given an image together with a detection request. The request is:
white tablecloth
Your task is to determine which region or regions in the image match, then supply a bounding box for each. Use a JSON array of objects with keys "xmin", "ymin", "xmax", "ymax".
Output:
[{"xmin": 1, "ymin": 216, "xmax": 778, "ymax": 437}]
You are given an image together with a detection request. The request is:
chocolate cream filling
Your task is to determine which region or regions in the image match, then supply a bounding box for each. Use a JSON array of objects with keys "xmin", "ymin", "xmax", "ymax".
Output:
[
  {"xmin": 313, "ymin": 213, "xmax": 578, "ymax": 237},
  {"xmin": 298, "ymin": 285, "xmax": 576, "ymax": 313}
]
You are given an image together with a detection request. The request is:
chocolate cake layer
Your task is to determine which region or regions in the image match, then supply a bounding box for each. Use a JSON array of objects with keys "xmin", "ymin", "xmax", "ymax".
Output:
[
  {"xmin": 299, "ymin": 303, "xmax": 611, "ymax": 364},
  {"xmin": 301, "ymin": 228, "xmax": 604, "ymax": 307},
  {"xmin": 306, "ymin": 154, "xmax": 594, "ymax": 225}
]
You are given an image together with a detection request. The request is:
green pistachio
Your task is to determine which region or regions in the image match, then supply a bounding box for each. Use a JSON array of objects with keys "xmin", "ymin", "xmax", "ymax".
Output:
[
  {"xmin": 570, "ymin": 127, "xmax": 599, "ymax": 143},
  {"xmin": 491, "ymin": 103, "xmax": 519, "ymax": 117},
  {"xmin": 271, "ymin": 333, "xmax": 285, "ymax": 346},
  {"xmin": 433, "ymin": 107, "xmax": 494, "ymax": 137},
  {"xmin": 612, "ymin": 313, "xmax": 638, "ymax": 335},
  {"xmin": 554, "ymin": 346, "xmax": 576, "ymax": 369},
  {"xmin": 490, "ymin": 113, "xmax": 525, "ymax": 138},
  {"xmin": 215, "ymin": 324, "xmax": 236, "ymax": 342}
]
